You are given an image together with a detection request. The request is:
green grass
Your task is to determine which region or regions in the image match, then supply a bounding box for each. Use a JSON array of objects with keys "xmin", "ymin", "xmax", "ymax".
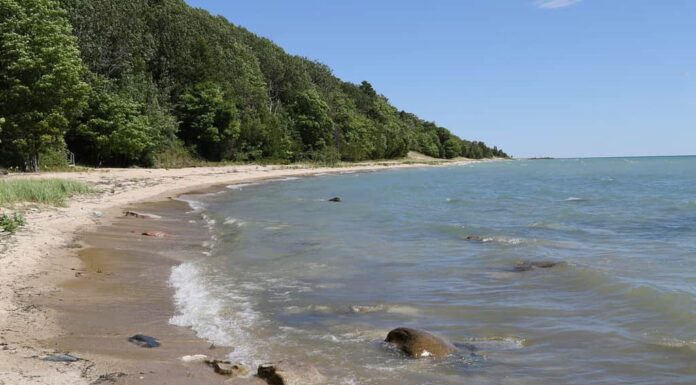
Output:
[
  {"xmin": 0, "ymin": 212, "xmax": 25, "ymax": 233},
  {"xmin": 0, "ymin": 179, "xmax": 94, "ymax": 207}
]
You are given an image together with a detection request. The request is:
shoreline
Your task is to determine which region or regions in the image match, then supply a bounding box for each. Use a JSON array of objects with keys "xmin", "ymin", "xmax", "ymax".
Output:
[{"xmin": 0, "ymin": 159, "xmax": 490, "ymax": 384}]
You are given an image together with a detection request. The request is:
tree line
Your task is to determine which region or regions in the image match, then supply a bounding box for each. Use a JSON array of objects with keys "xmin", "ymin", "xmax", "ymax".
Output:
[{"xmin": 0, "ymin": 0, "xmax": 508, "ymax": 170}]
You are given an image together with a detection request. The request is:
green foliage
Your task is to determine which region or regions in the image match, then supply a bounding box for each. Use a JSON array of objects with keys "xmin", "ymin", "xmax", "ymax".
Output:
[
  {"xmin": 0, "ymin": 0, "xmax": 507, "ymax": 169},
  {"xmin": 176, "ymin": 82, "xmax": 241, "ymax": 161},
  {"xmin": 0, "ymin": 212, "xmax": 24, "ymax": 232},
  {"xmin": 0, "ymin": 178, "xmax": 93, "ymax": 206},
  {"xmin": 67, "ymin": 76, "xmax": 156, "ymax": 166},
  {"xmin": 0, "ymin": 0, "xmax": 88, "ymax": 170}
]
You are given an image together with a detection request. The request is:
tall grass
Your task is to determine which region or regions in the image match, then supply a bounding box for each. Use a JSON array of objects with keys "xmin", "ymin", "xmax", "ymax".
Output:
[{"xmin": 0, "ymin": 179, "xmax": 94, "ymax": 207}]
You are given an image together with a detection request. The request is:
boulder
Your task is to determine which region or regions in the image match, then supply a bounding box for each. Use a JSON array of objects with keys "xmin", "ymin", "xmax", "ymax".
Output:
[
  {"xmin": 465, "ymin": 235, "xmax": 485, "ymax": 242},
  {"xmin": 385, "ymin": 327, "xmax": 456, "ymax": 358},
  {"xmin": 127, "ymin": 334, "xmax": 160, "ymax": 348},
  {"xmin": 328, "ymin": 197, "xmax": 341, "ymax": 203},
  {"xmin": 257, "ymin": 362, "xmax": 325, "ymax": 385},
  {"xmin": 513, "ymin": 261, "xmax": 564, "ymax": 272}
]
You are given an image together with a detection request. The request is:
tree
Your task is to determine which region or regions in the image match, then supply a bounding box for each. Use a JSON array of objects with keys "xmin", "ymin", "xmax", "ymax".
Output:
[
  {"xmin": 0, "ymin": 0, "xmax": 88, "ymax": 170},
  {"xmin": 67, "ymin": 79, "xmax": 156, "ymax": 166},
  {"xmin": 291, "ymin": 89, "xmax": 334, "ymax": 153},
  {"xmin": 175, "ymin": 82, "xmax": 241, "ymax": 161}
]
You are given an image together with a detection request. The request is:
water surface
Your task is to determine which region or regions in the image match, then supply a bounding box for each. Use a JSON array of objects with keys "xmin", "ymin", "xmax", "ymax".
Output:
[{"xmin": 173, "ymin": 157, "xmax": 696, "ymax": 384}]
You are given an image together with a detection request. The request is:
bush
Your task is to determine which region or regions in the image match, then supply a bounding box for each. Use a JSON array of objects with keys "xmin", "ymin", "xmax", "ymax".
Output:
[{"xmin": 0, "ymin": 212, "xmax": 25, "ymax": 233}]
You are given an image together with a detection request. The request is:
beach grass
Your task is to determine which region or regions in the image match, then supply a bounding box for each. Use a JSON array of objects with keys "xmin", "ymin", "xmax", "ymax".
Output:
[{"xmin": 0, "ymin": 179, "xmax": 94, "ymax": 207}]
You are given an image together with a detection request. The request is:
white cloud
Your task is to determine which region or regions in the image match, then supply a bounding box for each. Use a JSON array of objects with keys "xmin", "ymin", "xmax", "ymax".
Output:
[{"xmin": 535, "ymin": 0, "xmax": 582, "ymax": 9}]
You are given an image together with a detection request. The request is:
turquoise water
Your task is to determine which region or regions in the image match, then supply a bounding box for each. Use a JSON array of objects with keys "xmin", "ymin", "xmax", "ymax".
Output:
[{"xmin": 172, "ymin": 157, "xmax": 696, "ymax": 384}]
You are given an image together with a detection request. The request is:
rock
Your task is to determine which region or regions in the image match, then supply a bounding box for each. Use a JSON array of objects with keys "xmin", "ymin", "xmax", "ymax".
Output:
[
  {"xmin": 205, "ymin": 360, "xmax": 248, "ymax": 376},
  {"xmin": 180, "ymin": 354, "xmax": 208, "ymax": 363},
  {"xmin": 465, "ymin": 235, "xmax": 485, "ymax": 242},
  {"xmin": 124, "ymin": 211, "xmax": 162, "ymax": 220},
  {"xmin": 257, "ymin": 362, "xmax": 325, "ymax": 385},
  {"xmin": 328, "ymin": 197, "xmax": 341, "ymax": 203},
  {"xmin": 385, "ymin": 328, "xmax": 457, "ymax": 358},
  {"xmin": 513, "ymin": 261, "xmax": 564, "ymax": 272},
  {"xmin": 92, "ymin": 211, "xmax": 103, "ymax": 218},
  {"xmin": 127, "ymin": 334, "xmax": 160, "ymax": 348},
  {"xmin": 41, "ymin": 353, "xmax": 80, "ymax": 362},
  {"xmin": 141, "ymin": 231, "xmax": 167, "ymax": 238}
]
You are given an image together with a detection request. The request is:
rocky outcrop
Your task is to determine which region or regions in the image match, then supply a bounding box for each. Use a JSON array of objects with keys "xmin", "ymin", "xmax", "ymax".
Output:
[
  {"xmin": 385, "ymin": 327, "xmax": 456, "ymax": 358},
  {"xmin": 513, "ymin": 261, "xmax": 564, "ymax": 272},
  {"xmin": 257, "ymin": 362, "xmax": 325, "ymax": 385}
]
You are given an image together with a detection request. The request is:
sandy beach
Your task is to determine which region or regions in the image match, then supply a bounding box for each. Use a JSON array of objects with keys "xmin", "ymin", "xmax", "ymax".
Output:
[{"xmin": 0, "ymin": 159, "xmax": 482, "ymax": 385}]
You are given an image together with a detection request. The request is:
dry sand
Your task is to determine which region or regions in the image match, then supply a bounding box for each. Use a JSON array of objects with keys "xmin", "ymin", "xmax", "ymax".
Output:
[{"xmin": 0, "ymin": 159, "xmax": 484, "ymax": 384}]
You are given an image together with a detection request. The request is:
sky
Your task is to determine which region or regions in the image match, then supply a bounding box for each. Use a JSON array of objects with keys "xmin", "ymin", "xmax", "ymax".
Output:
[{"xmin": 184, "ymin": 0, "xmax": 696, "ymax": 158}]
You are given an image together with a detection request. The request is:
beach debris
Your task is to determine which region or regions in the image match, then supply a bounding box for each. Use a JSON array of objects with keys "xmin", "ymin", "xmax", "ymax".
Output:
[
  {"xmin": 124, "ymin": 211, "xmax": 162, "ymax": 220},
  {"xmin": 385, "ymin": 327, "xmax": 457, "ymax": 358},
  {"xmin": 205, "ymin": 359, "xmax": 248, "ymax": 376},
  {"xmin": 127, "ymin": 334, "xmax": 160, "ymax": 348},
  {"xmin": 141, "ymin": 231, "xmax": 167, "ymax": 238},
  {"xmin": 257, "ymin": 361, "xmax": 325, "ymax": 385},
  {"xmin": 513, "ymin": 261, "xmax": 564, "ymax": 272},
  {"xmin": 41, "ymin": 353, "xmax": 80, "ymax": 362},
  {"xmin": 181, "ymin": 354, "xmax": 208, "ymax": 363},
  {"xmin": 328, "ymin": 197, "xmax": 342, "ymax": 202}
]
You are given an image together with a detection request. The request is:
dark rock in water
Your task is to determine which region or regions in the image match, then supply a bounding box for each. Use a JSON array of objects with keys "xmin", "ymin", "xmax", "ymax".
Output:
[
  {"xmin": 513, "ymin": 261, "xmax": 564, "ymax": 272},
  {"xmin": 127, "ymin": 334, "xmax": 160, "ymax": 348},
  {"xmin": 385, "ymin": 327, "xmax": 457, "ymax": 358},
  {"xmin": 257, "ymin": 361, "xmax": 325, "ymax": 385},
  {"xmin": 205, "ymin": 360, "xmax": 248, "ymax": 376},
  {"xmin": 465, "ymin": 235, "xmax": 485, "ymax": 242},
  {"xmin": 328, "ymin": 197, "xmax": 342, "ymax": 202},
  {"xmin": 41, "ymin": 353, "xmax": 79, "ymax": 362}
]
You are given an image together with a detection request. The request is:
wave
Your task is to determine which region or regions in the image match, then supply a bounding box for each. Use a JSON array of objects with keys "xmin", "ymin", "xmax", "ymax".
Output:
[
  {"xmin": 226, "ymin": 183, "xmax": 258, "ymax": 190},
  {"xmin": 169, "ymin": 262, "xmax": 264, "ymax": 364},
  {"xmin": 564, "ymin": 197, "xmax": 588, "ymax": 202}
]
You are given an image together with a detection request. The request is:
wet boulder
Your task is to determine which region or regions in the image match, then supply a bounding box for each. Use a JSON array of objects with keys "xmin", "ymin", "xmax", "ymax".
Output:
[
  {"xmin": 127, "ymin": 334, "xmax": 160, "ymax": 348},
  {"xmin": 465, "ymin": 235, "xmax": 485, "ymax": 242},
  {"xmin": 513, "ymin": 261, "xmax": 564, "ymax": 272},
  {"xmin": 385, "ymin": 327, "xmax": 457, "ymax": 358},
  {"xmin": 257, "ymin": 361, "xmax": 325, "ymax": 385}
]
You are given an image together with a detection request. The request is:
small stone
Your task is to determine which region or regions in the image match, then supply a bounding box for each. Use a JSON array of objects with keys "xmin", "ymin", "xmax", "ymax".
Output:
[
  {"xmin": 257, "ymin": 362, "xmax": 325, "ymax": 385},
  {"xmin": 127, "ymin": 334, "xmax": 160, "ymax": 348},
  {"xmin": 41, "ymin": 353, "xmax": 79, "ymax": 362},
  {"xmin": 205, "ymin": 360, "xmax": 248, "ymax": 376},
  {"xmin": 141, "ymin": 231, "xmax": 167, "ymax": 238}
]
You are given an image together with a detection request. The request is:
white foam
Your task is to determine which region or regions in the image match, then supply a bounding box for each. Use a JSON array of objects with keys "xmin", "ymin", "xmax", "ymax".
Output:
[
  {"xmin": 169, "ymin": 262, "xmax": 263, "ymax": 364},
  {"xmin": 226, "ymin": 183, "xmax": 257, "ymax": 190}
]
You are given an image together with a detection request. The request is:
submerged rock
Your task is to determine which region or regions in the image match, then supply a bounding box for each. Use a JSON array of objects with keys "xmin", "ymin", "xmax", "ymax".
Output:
[
  {"xmin": 328, "ymin": 197, "xmax": 342, "ymax": 202},
  {"xmin": 513, "ymin": 261, "xmax": 564, "ymax": 272},
  {"xmin": 385, "ymin": 327, "xmax": 457, "ymax": 358},
  {"xmin": 465, "ymin": 235, "xmax": 485, "ymax": 242},
  {"xmin": 257, "ymin": 361, "xmax": 325, "ymax": 385},
  {"xmin": 127, "ymin": 334, "xmax": 160, "ymax": 348},
  {"xmin": 205, "ymin": 360, "xmax": 248, "ymax": 376},
  {"xmin": 41, "ymin": 353, "xmax": 80, "ymax": 362}
]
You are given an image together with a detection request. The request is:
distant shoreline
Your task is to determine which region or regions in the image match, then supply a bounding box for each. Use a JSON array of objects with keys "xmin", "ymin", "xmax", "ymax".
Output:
[{"xmin": 0, "ymin": 158, "xmax": 498, "ymax": 385}]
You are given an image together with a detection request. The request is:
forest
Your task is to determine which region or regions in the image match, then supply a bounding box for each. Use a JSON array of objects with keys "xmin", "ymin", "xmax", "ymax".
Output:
[{"xmin": 0, "ymin": 0, "xmax": 508, "ymax": 170}]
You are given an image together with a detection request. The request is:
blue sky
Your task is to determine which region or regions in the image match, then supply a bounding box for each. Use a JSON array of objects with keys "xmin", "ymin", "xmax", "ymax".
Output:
[{"xmin": 184, "ymin": 0, "xmax": 695, "ymax": 158}]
